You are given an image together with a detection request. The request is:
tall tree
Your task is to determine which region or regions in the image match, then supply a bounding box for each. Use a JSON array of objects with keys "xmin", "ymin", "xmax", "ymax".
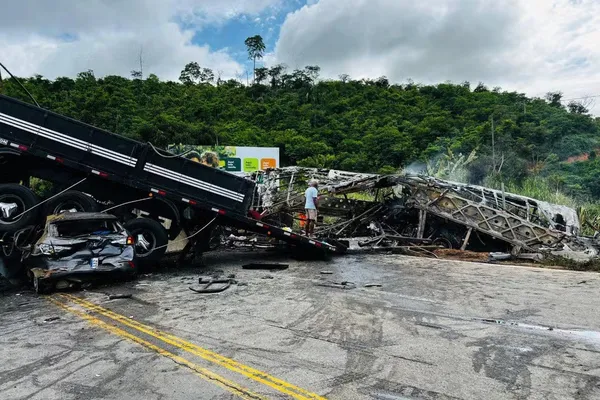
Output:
[
  {"xmin": 254, "ymin": 67, "xmax": 269, "ymax": 85},
  {"xmin": 338, "ymin": 73, "xmax": 350, "ymax": 83},
  {"xmin": 199, "ymin": 68, "xmax": 214, "ymax": 84},
  {"xmin": 304, "ymin": 65, "xmax": 320, "ymax": 84},
  {"xmin": 268, "ymin": 64, "xmax": 286, "ymax": 87},
  {"xmin": 545, "ymin": 91, "xmax": 563, "ymax": 107},
  {"xmin": 179, "ymin": 62, "xmax": 201, "ymax": 85},
  {"xmin": 244, "ymin": 35, "xmax": 266, "ymax": 84},
  {"xmin": 179, "ymin": 62, "xmax": 213, "ymax": 85},
  {"xmin": 568, "ymin": 101, "xmax": 588, "ymax": 114}
]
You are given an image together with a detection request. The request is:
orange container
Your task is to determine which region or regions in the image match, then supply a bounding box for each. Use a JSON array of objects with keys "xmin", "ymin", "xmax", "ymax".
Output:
[{"xmin": 299, "ymin": 213, "xmax": 307, "ymax": 228}]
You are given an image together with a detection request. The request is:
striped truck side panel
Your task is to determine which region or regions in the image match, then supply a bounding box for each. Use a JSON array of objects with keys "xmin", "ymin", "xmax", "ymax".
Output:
[{"xmin": 0, "ymin": 95, "xmax": 254, "ymax": 214}]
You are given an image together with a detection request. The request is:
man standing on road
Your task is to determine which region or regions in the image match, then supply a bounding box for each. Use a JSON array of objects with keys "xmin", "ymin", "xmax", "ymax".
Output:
[{"xmin": 305, "ymin": 179, "xmax": 319, "ymax": 237}]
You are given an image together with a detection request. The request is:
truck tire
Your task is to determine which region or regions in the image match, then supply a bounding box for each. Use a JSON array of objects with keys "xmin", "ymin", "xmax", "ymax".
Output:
[
  {"xmin": 0, "ymin": 184, "xmax": 39, "ymax": 233},
  {"xmin": 124, "ymin": 218, "xmax": 168, "ymax": 265},
  {"xmin": 44, "ymin": 190, "xmax": 99, "ymax": 215},
  {"xmin": 432, "ymin": 229, "xmax": 462, "ymax": 249}
]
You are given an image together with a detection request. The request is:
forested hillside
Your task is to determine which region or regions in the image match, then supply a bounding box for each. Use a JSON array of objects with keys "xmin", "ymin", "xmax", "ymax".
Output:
[{"xmin": 2, "ymin": 65, "xmax": 600, "ymax": 201}]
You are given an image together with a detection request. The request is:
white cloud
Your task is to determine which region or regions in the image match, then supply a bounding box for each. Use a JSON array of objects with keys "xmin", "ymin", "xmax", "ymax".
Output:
[
  {"xmin": 0, "ymin": 0, "xmax": 280, "ymax": 80},
  {"xmin": 273, "ymin": 0, "xmax": 600, "ymax": 113},
  {"xmin": 4, "ymin": 0, "xmax": 600, "ymax": 114}
]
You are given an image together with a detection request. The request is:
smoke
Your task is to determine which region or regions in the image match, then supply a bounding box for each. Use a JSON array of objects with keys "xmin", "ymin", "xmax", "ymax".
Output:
[
  {"xmin": 402, "ymin": 161, "xmax": 427, "ymax": 175},
  {"xmin": 402, "ymin": 149, "xmax": 477, "ymax": 184}
]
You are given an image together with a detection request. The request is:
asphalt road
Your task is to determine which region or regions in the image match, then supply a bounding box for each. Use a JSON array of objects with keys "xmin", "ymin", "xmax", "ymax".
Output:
[{"xmin": 1, "ymin": 251, "xmax": 600, "ymax": 399}]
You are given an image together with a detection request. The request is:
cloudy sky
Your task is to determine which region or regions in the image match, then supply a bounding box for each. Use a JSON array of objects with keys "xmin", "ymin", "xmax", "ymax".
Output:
[{"xmin": 2, "ymin": 0, "xmax": 600, "ymax": 112}]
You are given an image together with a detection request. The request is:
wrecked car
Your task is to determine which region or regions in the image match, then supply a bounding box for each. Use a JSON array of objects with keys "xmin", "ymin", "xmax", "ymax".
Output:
[{"xmin": 24, "ymin": 213, "xmax": 137, "ymax": 293}]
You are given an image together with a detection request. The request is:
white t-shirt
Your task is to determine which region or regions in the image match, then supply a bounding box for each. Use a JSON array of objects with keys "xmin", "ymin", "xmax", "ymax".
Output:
[{"xmin": 305, "ymin": 187, "xmax": 318, "ymax": 209}]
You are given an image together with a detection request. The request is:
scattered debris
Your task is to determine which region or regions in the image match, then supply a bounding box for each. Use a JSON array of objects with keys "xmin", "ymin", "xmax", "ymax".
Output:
[
  {"xmin": 189, "ymin": 277, "xmax": 232, "ymax": 294},
  {"xmin": 253, "ymin": 167, "xmax": 600, "ymax": 262},
  {"xmin": 489, "ymin": 252, "xmax": 512, "ymax": 261},
  {"xmin": 108, "ymin": 294, "xmax": 132, "ymax": 300},
  {"xmin": 316, "ymin": 280, "xmax": 356, "ymax": 289},
  {"xmin": 242, "ymin": 263, "xmax": 289, "ymax": 270}
]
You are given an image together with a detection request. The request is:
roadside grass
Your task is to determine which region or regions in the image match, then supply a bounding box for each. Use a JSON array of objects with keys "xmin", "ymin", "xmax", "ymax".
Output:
[{"xmin": 540, "ymin": 256, "xmax": 600, "ymax": 272}]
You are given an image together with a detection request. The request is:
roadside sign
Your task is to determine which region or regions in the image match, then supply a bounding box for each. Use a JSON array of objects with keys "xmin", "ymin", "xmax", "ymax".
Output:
[{"xmin": 167, "ymin": 144, "xmax": 280, "ymax": 176}]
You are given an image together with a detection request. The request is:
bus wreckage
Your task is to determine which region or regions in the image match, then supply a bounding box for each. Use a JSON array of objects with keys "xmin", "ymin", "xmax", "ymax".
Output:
[{"xmin": 251, "ymin": 167, "xmax": 599, "ymax": 261}]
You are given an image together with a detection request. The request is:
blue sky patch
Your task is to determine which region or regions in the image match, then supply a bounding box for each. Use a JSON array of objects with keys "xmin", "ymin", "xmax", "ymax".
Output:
[{"xmin": 189, "ymin": 0, "xmax": 309, "ymax": 71}]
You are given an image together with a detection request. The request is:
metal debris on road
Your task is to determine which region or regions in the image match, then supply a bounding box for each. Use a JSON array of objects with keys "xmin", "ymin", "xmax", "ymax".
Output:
[
  {"xmin": 316, "ymin": 280, "xmax": 356, "ymax": 289},
  {"xmin": 108, "ymin": 294, "xmax": 133, "ymax": 300},
  {"xmin": 189, "ymin": 277, "xmax": 232, "ymax": 294},
  {"xmin": 242, "ymin": 263, "xmax": 289, "ymax": 270}
]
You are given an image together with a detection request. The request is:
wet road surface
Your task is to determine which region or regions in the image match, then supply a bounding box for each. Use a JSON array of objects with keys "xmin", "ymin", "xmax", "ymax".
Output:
[{"xmin": 2, "ymin": 251, "xmax": 600, "ymax": 399}]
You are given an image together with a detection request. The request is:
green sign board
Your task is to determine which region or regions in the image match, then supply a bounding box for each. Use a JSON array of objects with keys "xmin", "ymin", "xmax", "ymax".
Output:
[
  {"xmin": 243, "ymin": 158, "xmax": 259, "ymax": 172},
  {"xmin": 225, "ymin": 158, "xmax": 241, "ymax": 172}
]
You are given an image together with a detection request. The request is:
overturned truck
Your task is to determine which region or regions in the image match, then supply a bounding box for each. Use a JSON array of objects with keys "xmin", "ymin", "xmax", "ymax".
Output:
[{"xmin": 252, "ymin": 167, "xmax": 599, "ymax": 260}]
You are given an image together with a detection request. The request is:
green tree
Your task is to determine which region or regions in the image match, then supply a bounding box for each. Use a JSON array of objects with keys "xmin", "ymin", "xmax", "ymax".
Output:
[
  {"xmin": 254, "ymin": 67, "xmax": 269, "ymax": 85},
  {"xmin": 567, "ymin": 100, "xmax": 588, "ymax": 114},
  {"xmin": 179, "ymin": 62, "xmax": 214, "ymax": 85},
  {"xmin": 268, "ymin": 64, "xmax": 285, "ymax": 87},
  {"xmin": 244, "ymin": 35, "xmax": 266, "ymax": 84},
  {"xmin": 4, "ymin": 66, "xmax": 600, "ymax": 203},
  {"xmin": 545, "ymin": 91, "xmax": 563, "ymax": 107},
  {"xmin": 179, "ymin": 62, "xmax": 201, "ymax": 85}
]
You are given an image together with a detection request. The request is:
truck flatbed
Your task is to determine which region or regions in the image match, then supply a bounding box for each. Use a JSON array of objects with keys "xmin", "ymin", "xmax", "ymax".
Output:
[{"xmin": 0, "ymin": 94, "xmax": 342, "ymax": 254}]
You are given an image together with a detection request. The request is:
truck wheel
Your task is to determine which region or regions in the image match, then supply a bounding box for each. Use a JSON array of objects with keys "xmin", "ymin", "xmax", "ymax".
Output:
[
  {"xmin": 432, "ymin": 229, "xmax": 462, "ymax": 249},
  {"xmin": 0, "ymin": 184, "xmax": 39, "ymax": 233},
  {"xmin": 44, "ymin": 190, "xmax": 98, "ymax": 215},
  {"xmin": 124, "ymin": 218, "xmax": 168, "ymax": 265}
]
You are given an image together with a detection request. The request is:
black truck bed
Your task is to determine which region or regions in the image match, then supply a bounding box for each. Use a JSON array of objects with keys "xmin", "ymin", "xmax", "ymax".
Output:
[
  {"xmin": 0, "ymin": 94, "xmax": 254, "ymax": 215},
  {"xmin": 0, "ymin": 94, "xmax": 342, "ymax": 253}
]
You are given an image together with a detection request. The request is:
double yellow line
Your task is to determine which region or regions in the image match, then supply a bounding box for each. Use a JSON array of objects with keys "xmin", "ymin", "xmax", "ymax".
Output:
[{"xmin": 49, "ymin": 294, "xmax": 326, "ymax": 400}]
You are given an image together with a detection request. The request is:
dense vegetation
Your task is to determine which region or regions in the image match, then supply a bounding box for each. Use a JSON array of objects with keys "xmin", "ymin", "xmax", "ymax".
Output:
[{"xmin": 1, "ymin": 63, "xmax": 600, "ymax": 205}]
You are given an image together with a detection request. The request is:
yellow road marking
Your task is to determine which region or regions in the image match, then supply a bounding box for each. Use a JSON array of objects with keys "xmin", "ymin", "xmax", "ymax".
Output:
[
  {"xmin": 59, "ymin": 293, "xmax": 326, "ymax": 400},
  {"xmin": 47, "ymin": 296, "xmax": 266, "ymax": 400}
]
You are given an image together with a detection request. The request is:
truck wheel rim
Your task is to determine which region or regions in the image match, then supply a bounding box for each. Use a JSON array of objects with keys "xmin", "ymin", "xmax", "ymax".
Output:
[
  {"xmin": 433, "ymin": 237, "xmax": 453, "ymax": 249},
  {"xmin": 0, "ymin": 195, "xmax": 26, "ymax": 225},
  {"xmin": 133, "ymin": 230, "xmax": 156, "ymax": 257},
  {"xmin": 53, "ymin": 200, "xmax": 86, "ymax": 214}
]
